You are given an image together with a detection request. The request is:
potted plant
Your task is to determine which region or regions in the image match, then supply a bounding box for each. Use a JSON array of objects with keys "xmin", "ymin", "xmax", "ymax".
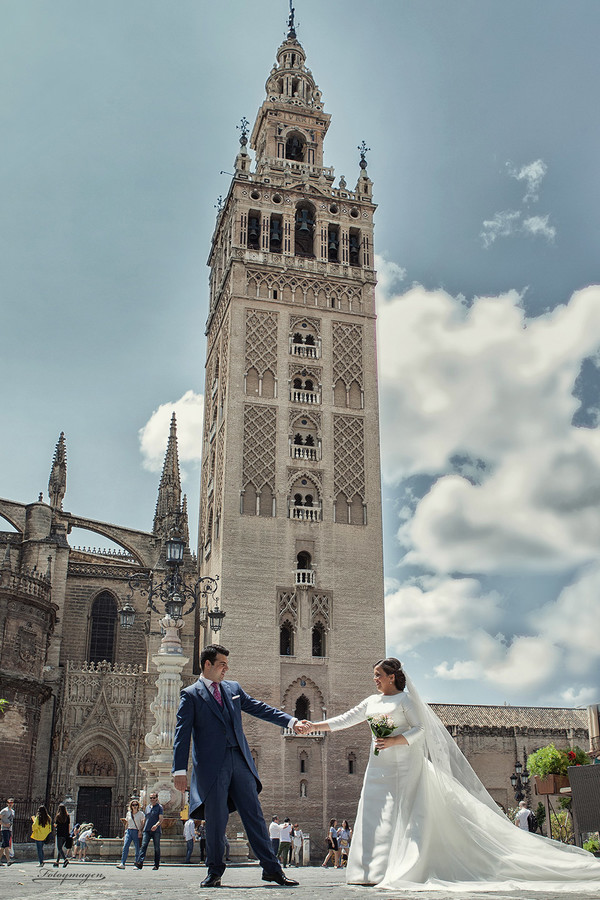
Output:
[
  {"xmin": 583, "ymin": 837, "xmax": 600, "ymax": 857},
  {"xmin": 527, "ymin": 744, "xmax": 590, "ymax": 794}
]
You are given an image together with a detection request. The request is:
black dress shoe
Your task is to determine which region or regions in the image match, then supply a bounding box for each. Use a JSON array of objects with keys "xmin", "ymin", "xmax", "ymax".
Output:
[
  {"xmin": 201, "ymin": 874, "xmax": 222, "ymax": 887},
  {"xmin": 262, "ymin": 871, "xmax": 299, "ymax": 886},
  {"xmin": 134, "ymin": 862, "xmax": 143, "ymax": 869}
]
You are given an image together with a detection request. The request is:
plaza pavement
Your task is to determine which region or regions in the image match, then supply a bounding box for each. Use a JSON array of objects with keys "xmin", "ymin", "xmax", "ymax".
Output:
[{"xmin": 1, "ymin": 860, "xmax": 599, "ymax": 900}]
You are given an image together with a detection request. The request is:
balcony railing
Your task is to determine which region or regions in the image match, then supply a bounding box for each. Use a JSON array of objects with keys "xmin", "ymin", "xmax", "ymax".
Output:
[
  {"xmin": 295, "ymin": 568, "xmax": 315, "ymax": 587},
  {"xmin": 289, "ymin": 506, "xmax": 322, "ymax": 522},
  {"xmin": 282, "ymin": 727, "xmax": 325, "ymax": 738},
  {"xmin": 291, "ymin": 390, "xmax": 320, "ymax": 404},
  {"xmin": 291, "ymin": 445, "xmax": 318, "ymax": 461},
  {"xmin": 290, "ymin": 340, "xmax": 320, "ymax": 359}
]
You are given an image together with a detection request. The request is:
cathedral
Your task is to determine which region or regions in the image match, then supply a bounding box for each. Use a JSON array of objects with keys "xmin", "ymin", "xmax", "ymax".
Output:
[{"xmin": 0, "ymin": 10, "xmax": 592, "ymax": 851}]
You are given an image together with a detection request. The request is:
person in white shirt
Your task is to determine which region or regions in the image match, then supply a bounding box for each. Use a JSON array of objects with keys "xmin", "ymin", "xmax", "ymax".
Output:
[
  {"xmin": 269, "ymin": 816, "xmax": 281, "ymax": 856},
  {"xmin": 291, "ymin": 824, "xmax": 303, "ymax": 867},
  {"xmin": 183, "ymin": 816, "xmax": 196, "ymax": 863},
  {"xmin": 514, "ymin": 800, "xmax": 532, "ymax": 830},
  {"xmin": 278, "ymin": 818, "xmax": 292, "ymax": 867}
]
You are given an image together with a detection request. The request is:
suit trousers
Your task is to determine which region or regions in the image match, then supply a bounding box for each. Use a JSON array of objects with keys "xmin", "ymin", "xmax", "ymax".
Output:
[{"xmin": 204, "ymin": 746, "xmax": 282, "ymax": 878}]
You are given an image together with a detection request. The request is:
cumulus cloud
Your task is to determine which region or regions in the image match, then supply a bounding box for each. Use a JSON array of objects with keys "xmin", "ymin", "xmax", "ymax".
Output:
[
  {"xmin": 385, "ymin": 576, "xmax": 501, "ymax": 649},
  {"xmin": 378, "ymin": 285, "xmax": 600, "ymax": 484},
  {"xmin": 507, "ymin": 158, "xmax": 548, "ymax": 204},
  {"xmin": 139, "ymin": 390, "xmax": 204, "ymax": 476},
  {"xmin": 375, "ymin": 253, "xmax": 407, "ymax": 301}
]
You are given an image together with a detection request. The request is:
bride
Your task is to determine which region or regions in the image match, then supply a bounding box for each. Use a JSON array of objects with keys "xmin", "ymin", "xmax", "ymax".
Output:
[{"xmin": 303, "ymin": 657, "xmax": 600, "ymax": 891}]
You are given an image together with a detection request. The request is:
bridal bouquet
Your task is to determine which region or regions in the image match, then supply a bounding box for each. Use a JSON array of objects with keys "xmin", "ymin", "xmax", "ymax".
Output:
[{"xmin": 367, "ymin": 713, "xmax": 396, "ymax": 755}]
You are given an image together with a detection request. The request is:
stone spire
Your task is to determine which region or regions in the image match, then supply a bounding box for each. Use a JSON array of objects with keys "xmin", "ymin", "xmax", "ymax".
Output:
[
  {"xmin": 153, "ymin": 413, "xmax": 188, "ymax": 543},
  {"xmin": 48, "ymin": 432, "xmax": 67, "ymax": 510}
]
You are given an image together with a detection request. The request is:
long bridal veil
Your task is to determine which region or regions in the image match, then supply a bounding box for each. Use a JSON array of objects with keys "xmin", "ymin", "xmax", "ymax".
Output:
[{"xmin": 376, "ymin": 672, "xmax": 600, "ymax": 891}]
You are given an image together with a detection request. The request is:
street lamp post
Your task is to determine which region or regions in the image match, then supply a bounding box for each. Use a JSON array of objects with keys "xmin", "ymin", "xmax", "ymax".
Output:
[
  {"xmin": 123, "ymin": 533, "xmax": 222, "ymax": 816},
  {"xmin": 510, "ymin": 760, "xmax": 530, "ymax": 802}
]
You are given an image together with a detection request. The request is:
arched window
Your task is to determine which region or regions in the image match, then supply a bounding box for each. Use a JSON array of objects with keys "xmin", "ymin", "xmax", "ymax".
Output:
[
  {"xmin": 247, "ymin": 212, "xmax": 260, "ymax": 249},
  {"xmin": 280, "ymin": 622, "xmax": 294, "ymax": 656},
  {"xmin": 88, "ymin": 592, "xmax": 117, "ymax": 664},
  {"xmin": 312, "ymin": 623, "xmax": 326, "ymax": 658},
  {"xmin": 297, "ymin": 551, "xmax": 311, "ymax": 570},
  {"xmin": 270, "ymin": 215, "xmax": 282, "ymax": 253},
  {"xmin": 300, "ymin": 780, "xmax": 307, "ymax": 798},
  {"xmin": 295, "ymin": 694, "xmax": 310, "ymax": 720},
  {"xmin": 328, "ymin": 225, "xmax": 339, "ymax": 262},
  {"xmin": 286, "ymin": 133, "xmax": 305, "ymax": 161},
  {"xmin": 295, "ymin": 203, "xmax": 314, "ymax": 257}
]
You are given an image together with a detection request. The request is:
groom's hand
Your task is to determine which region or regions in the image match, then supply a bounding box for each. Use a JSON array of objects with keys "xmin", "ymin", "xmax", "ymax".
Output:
[
  {"xmin": 173, "ymin": 774, "xmax": 188, "ymax": 792},
  {"xmin": 293, "ymin": 720, "xmax": 309, "ymax": 734}
]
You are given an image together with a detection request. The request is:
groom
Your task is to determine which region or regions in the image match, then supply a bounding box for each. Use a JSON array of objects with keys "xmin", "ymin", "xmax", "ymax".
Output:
[{"xmin": 172, "ymin": 643, "xmax": 303, "ymax": 887}]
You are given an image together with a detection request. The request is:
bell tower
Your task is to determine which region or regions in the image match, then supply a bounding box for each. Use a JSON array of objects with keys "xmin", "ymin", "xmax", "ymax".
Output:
[{"xmin": 198, "ymin": 8, "xmax": 385, "ymax": 837}]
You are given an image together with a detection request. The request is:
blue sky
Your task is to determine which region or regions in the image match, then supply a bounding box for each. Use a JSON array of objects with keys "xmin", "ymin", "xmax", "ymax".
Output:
[{"xmin": 1, "ymin": 0, "xmax": 600, "ymax": 707}]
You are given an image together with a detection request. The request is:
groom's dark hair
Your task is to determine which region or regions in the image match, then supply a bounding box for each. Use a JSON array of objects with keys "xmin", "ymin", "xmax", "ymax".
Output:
[{"xmin": 201, "ymin": 643, "xmax": 229, "ymax": 671}]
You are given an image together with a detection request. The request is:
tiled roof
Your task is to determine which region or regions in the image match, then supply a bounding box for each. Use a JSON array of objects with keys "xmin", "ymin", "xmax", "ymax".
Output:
[{"xmin": 429, "ymin": 703, "xmax": 589, "ymax": 730}]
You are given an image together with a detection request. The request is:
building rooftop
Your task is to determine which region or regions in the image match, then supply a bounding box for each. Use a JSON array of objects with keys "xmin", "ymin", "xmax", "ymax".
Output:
[{"xmin": 430, "ymin": 703, "xmax": 589, "ymax": 730}]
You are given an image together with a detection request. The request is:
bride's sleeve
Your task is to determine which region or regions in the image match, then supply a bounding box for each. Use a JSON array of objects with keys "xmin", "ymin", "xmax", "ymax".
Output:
[
  {"xmin": 401, "ymin": 692, "xmax": 425, "ymax": 744},
  {"xmin": 321, "ymin": 698, "xmax": 369, "ymax": 731}
]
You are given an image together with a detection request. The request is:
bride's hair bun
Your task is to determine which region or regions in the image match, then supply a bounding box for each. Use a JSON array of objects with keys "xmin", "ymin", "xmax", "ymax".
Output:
[{"xmin": 374, "ymin": 657, "xmax": 406, "ymax": 691}]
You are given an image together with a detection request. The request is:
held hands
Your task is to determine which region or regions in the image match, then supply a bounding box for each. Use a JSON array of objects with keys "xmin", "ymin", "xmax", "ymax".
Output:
[{"xmin": 294, "ymin": 720, "xmax": 317, "ymax": 734}]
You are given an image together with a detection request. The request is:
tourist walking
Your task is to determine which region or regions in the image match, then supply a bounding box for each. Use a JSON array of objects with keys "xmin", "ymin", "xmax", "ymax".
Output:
[
  {"xmin": 135, "ymin": 792, "xmax": 163, "ymax": 870},
  {"xmin": 322, "ymin": 818, "xmax": 341, "ymax": 868},
  {"xmin": 337, "ymin": 820, "xmax": 352, "ymax": 867},
  {"xmin": 278, "ymin": 818, "xmax": 292, "ymax": 867},
  {"xmin": 117, "ymin": 799, "xmax": 145, "ymax": 868},
  {"xmin": 53, "ymin": 804, "xmax": 71, "ymax": 867},
  {"xmin": 31, "ymin": 806, "xmax": 52, "ymax": 867},
  {"xmin": 0, "ymin": 798, "xmax": 15, "ymax": 867}
]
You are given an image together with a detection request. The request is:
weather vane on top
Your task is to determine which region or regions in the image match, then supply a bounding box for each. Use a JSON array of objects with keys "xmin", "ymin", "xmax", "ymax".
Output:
[
  {"xmin": 288, "ymin": 1, "xmax": 296, "ymax": 39},
  {"xmin": 237, "ymin": 116, "xmax": 250, "ymax": 147},
  {"xmin": 358, "ymin": 141, "xmax": 371, "ymax": 169}
]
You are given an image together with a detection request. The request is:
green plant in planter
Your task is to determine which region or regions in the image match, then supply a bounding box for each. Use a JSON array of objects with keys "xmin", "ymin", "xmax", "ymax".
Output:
[
  {"xmin": 527, "ymin": 744, "xmax": 590, "ymax": 778},
  {"xmin": 535, "ymin": 802, "xmax": 546, "ymax": 832},
  {"xmin": 583, "ymin": 837, "xmax": 600, "ymax": 854}
]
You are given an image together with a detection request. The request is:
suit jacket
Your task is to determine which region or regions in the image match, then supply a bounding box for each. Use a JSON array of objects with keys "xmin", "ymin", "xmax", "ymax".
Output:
[{"xmin": 172, "ymin": 678, "xmax": 293, "ymax": 818}]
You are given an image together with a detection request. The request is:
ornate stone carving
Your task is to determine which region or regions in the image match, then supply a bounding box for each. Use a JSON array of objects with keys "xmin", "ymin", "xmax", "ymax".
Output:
[
  {"xmin": 245, "ymin": 309, "xmax": 278, "ymax": 375},
  {"xmin": 333, "ymin": 415, "xmax": 365, "ymax": 501},
  {"xmin": 243, "ymin": 405, "xmax": 277, "ymax": 492},
  {"xmin": 332, "ymin": 322, "xmax": 363, "ymax": 388}
]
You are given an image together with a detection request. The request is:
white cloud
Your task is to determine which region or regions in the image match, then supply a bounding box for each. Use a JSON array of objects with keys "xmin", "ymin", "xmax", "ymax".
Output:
[
  {"xmin": 482, "ymin": 160, "xmax": 554, "ymax": 245},
  {"xmin": 378, "ymin": 285, "xmax": 600, "ymax": 477},
  {"xmin": 385, "ymin": 577, "xmax": 501, "ymax": 648},
  {"xmin": 507, "ymin": 159, "xmax": 548, "ymax": 204},
  {"xmin": 375, "ymin": 253, "xmax": 406, "ymax": 301},
  {"xmin": 559, "ymin": 686, "xmax": 598, "ymax": 707},
  {"xmin": 139, "ymin": 390, "xmax": 204, "ymax": 476},
  {"xmin": 522, "ymin": 215, "xmax": 556, "ymax": 242},
  {"xmin": 480, "ymin": 210, "xmax": 521, "ymax": 247}
]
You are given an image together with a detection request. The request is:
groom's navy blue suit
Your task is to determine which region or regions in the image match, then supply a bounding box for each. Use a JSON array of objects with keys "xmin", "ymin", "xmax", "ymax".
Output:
[{"xmin": 173, "ymin": 677, "xmax": 293, "ymax": 879}]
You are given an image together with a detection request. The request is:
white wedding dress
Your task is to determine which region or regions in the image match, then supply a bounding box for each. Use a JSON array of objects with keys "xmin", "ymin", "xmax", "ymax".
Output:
[{"xmin": 324, "ymin": 687, "xmax": 600, "ymax": 892}]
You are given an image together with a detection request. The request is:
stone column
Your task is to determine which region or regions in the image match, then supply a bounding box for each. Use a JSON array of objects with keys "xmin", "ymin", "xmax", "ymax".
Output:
[{"xmin": 139, "ymin": 615, "xmax": 188, "ymax": 819}]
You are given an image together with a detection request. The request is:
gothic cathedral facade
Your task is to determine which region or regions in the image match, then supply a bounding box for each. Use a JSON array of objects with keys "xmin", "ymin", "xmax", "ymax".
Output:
[{"xmin": 197, "ymin": 21, "xmax": 386, "ymax": 833}]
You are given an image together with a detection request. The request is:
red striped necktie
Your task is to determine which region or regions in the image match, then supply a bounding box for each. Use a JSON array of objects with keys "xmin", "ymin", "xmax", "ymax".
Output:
[{"xmin": 211, "ymin": 681, "xmax": 223, "ymax": 707}]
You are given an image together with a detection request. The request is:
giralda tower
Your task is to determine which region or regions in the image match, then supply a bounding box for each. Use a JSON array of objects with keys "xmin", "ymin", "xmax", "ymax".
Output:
[{"xmin": 197, "ymin": 9, "xmax": 385, "ymax": 835}]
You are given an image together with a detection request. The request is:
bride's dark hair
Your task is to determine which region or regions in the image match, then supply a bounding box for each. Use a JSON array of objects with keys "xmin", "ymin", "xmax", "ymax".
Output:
[{"xmin": 374, "ymin": 657, "xmax": 406, "ymax": 691}]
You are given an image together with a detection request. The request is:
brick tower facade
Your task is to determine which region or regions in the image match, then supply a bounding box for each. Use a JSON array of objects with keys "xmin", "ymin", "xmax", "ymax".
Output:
[{"xmin": 197, "ymin": 14, "xmax": 386, "ymax": 838}]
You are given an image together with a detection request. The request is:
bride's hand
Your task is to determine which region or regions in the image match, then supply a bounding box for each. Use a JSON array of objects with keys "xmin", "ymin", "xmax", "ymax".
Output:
[{"xmin": 375, "ymin": 735, "xmax": 408, "ymax": 750}]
